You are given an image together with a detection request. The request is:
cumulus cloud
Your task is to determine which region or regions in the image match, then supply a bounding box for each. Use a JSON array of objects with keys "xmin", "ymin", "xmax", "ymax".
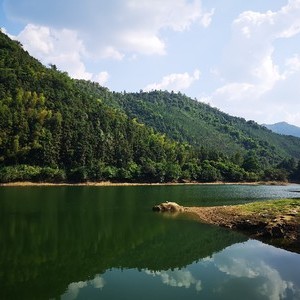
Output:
[
  {"xmin": 4, "ymin": 0, "xmax": 212, "ymax": 58},
  {"xmin": 212, "ymin": 247, "xmax": 299, "ymax": 300},
  {"xmin": 3, "ymin": 0, "xmax": 212, "ymax": 86},
  {"xmin": 13, "ymin": 24, "xmax": 110, "ymax": 84},
  {"xmin": 94, "ymin": 72, "xmax": 110, "ymax": 86},
  {"xmin": 62, "ymin": 275, "xmax": 105, "ymax": 300},
  {"xmin": 145, "ymin": 269, "xmax": 202, "ymax": 292},
  {"xmin": 63, "ymin": 281, "xmax": 87, "ymax": 299},
  {"xmin": 205, "ymin": 240, "xmax": 300, "ymax": 300},
  {"xmin": 16, "ymin": 24, "xmax": 92, "ymax": 80},
  {"xmin": 200, "ymin": 8, "xmax": 215, "ymax": 28},
  {"xmin": 210, "ymin": 0, "xmax": 300, "ymax": 125},
  {"xmin": 144, "ymin": 69, "xmax": 200, "ymax": 92},
  {"xmin": 90, "ymin": 275, "xmax": 106, "ymax": 289},
  {"xmin": 218, "ymin": 259, "xmax": 296, "ymax": 300}
]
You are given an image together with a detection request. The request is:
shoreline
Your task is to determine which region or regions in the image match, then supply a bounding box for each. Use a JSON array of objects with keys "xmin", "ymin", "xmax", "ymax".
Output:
[
  {"xmin": 0, "ymin": 180, "xmax": 291, "ymax": 187},
  {"xmin": 184, "ymin": 199, "xmax": 300, "ymax": 253},
  {"xmin": 2, "ymin": 181, "xmax": 299, "ymax": 252}
]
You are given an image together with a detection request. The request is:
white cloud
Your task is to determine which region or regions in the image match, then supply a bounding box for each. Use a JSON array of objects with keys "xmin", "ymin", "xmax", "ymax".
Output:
[
  {"xmin": 17, "ymin": 24, "xmax": 92, "ymax": 80},
  {"xmin": 61, "ymin": 275, "xmax": 105, "ymax": 300},
  {"xmin": 144, "ymin": 69, "xmax": 200, "ymax": 92},
  {"xmin": 90, "ymin": 275, "xmax": 106, "ymax": 289},
  {"xmin": 18, "ymin": 25, "xmax": 54, "ymax": 55},
  {"xmin": 14, "ymin": 24, "xmax": 111, "ymax": 85},
  {"xmin": 286, "ymin": 111, "xmax": 300, "ymax": 126},
  {"xmin": 4, "ymin": 0, "xmax": 212, "ymax": 58},
  {"xmin": 284, "ymin": 54, "xmax": 300, "ymax": 76},
  {"xmin": 214, "ymin": 82, "xmax": 256, "ymax": 102},
  {"xmin": 210, "ymin": 0, "xmax": 300, "ymax": 125},
  {"xmin": 94, "ymin": 71, "xmax": 110, "ymax": 86},
  {"xmin": 125, "ymin": 0, "xmax": 211, "ymax": 32},
  {"xmin": 201, "ymin": 9, "xmax": 215, "ymax": 28},
  {"xmin": 146, "ymin": 269, "xmax": 202, "ymax": 291},
  {"xmin": 217, "ymin": 257, "xmax": 259, "ymax": 278},
  {"xmin": 214, "ymin": 256, "xmax": 297, "ymax": 300},
  {"xmin": 213, "ymin": 52, "xmax": 283, "ymax": 103},
  {"xmin": 209, "ymin": 241, "xmax": 300, "ymax": 300},
  {"xmin": 120, "ymin": 31, "xmax": 166, "ymax": 56},
  {"xmin": 4, "ymin": 0, "xmax": 212, "ymax": 88},
  {"xmin": 62, "ymin": 281, "xmax": 87, "ymax": 300},
  {"xmin": 101, "ymin": 47, "xmax": 124, "ymax": 61}
]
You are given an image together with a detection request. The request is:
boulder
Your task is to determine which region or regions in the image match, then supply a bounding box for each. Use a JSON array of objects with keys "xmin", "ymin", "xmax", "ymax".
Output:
[{"xmin": 152, "ymin": 202, "xmax": 184, "ymax": 213}]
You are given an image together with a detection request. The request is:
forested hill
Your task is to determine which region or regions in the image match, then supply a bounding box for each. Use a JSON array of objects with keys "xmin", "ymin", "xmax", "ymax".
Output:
[
  {"xmin": 1, "ymin": 30, "xmax": 300, "ymax": 183},
  {"xmin": 76, "ymin": 81, "xmax": 300, "ymax": 163},
  {"xmin": 0, "ymin": 30, "xmax": 193, "ymax": 183}
]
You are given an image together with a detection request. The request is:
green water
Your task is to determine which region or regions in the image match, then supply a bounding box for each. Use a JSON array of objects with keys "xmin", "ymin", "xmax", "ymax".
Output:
[{"xmin": 0, "ymin": 184, "xmax": 300, "ymax": 299}]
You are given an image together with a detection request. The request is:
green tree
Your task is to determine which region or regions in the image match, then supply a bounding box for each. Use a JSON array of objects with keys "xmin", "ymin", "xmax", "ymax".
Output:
[{"xmin": 242, "ymin": 152, "xmax": 260, "ymax": 172}]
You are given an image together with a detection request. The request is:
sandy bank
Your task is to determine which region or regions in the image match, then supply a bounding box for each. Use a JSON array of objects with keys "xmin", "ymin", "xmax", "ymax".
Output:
[{"xmin": 0, "ymin": 180, "xmax": 289, "ymax": 187}]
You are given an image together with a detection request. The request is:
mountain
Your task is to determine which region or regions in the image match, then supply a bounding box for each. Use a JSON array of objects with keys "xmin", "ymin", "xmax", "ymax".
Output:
[
  {"xmin": 263, "ymin": 122, "xmax": 300, "ymax": 138},
  {"xmin": 1, "ymin": 30, "xmax": 300, "ymax": 183},
  {"xmin": 0, "ymin": 30, "xmax": 194, "ymax": 183},
  {"xmin": 76, "ymin": 81, "xmax": 300, "ymax": 164}
]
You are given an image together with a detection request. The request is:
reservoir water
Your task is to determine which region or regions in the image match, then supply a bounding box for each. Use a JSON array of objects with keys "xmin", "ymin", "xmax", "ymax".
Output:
[{"xmin": 0, "ymin": 184, "xmax": 300, "ymax": 299}]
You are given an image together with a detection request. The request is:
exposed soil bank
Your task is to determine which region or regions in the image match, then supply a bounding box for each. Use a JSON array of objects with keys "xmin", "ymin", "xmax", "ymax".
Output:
[{"xmin": 184, "ymin": 199, "xmax": 300, "ymax": 253}]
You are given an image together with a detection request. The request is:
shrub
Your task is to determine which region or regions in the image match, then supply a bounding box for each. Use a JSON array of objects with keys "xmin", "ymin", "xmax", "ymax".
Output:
[
  {"xmin": 39, "ymin": 167, "xmax": 66, "ymax": 182},
  {"xmin": 0, "ymin": 165, "xmax": 40, "ymax": 182},
  {"xmin": 0, "ymin": 165, "xmax": 66, "ymax": 183}
]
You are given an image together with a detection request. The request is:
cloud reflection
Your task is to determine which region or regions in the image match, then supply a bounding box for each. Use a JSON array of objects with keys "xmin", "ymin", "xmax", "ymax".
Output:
[
  {"xmin": 61, "ymin": 275, "xmax": 105, "ymax": 300},
  {"xmin": 211, "ymin": 241, "xmax": 300, "ymax": 300},
  {"xmin": 145, "ymin": 269, "xmax": 202, "ymax": 292}
]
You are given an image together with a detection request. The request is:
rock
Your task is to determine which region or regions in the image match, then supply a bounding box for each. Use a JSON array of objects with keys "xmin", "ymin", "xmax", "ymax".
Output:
[
  {"xmin": 270, "ymin": 225, "xmax": 284, "ymax": 238},
  {"xmin": 152, "ymin": 202, "xmax": 184, "ymax": 213}
]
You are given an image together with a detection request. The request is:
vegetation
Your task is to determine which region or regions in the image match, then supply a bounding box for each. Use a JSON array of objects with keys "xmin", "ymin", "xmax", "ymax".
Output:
[
  {"xmin": 78, "ymin": 81, "xmax": 300, "ymax": 162},
  {"xmin": 186, "ymin": 198, "xmax": 300, "ymax": 252},
  {"xmin": 1, "ymin": 30, "xmax": 300, "ymax": 183},
  {"xmin": 238, "ymin": 199, "xmax": 300, "ymax": 217}
]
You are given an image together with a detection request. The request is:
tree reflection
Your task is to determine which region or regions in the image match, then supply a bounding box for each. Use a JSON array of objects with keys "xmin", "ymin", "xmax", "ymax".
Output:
[{"xmin": 0, "ymin": 187, "xmax": 246, "ymax": 299}]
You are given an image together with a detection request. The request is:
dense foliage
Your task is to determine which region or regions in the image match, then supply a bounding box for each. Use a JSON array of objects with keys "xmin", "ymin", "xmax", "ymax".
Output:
[
  {"xmin": 1, "ymin": 30, "xmax": 300, "ymax": 183},
  {"xmin": 77, "ymin": 81, "xmax": 300, "ymax": 162}
]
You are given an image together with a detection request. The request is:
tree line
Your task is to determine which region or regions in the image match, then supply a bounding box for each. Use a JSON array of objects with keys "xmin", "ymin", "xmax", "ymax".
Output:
[{"xmin": 1, "ymin": 30, "xmax": 300, "ymax": 183}]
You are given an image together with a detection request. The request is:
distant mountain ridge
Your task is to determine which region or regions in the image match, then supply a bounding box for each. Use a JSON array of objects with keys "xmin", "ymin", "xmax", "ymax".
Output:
[{"xmin": 263, "ymin": 122, "xmax": 300, "ymax": 138}]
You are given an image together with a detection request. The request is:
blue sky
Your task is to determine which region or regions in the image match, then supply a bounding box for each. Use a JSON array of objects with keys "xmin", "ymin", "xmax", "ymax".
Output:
[{"xmin": 1, "ymin": 0, "xmax": 300, "ymax": 126}]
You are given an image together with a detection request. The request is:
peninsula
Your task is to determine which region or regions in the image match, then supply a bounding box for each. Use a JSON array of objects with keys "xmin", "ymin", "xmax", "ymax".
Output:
[{"xmin": 154, "ymin": 199, "xmax": 300, "ymax": 253}]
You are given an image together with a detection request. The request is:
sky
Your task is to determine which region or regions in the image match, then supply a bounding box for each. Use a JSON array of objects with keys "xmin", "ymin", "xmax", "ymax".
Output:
[{"xmin": 1, "ymin": 0, "xmax": 300, "ymax": 126}]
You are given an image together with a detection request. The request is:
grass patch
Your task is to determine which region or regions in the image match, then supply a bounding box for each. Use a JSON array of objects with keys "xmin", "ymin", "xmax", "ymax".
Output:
[{"xmin": 235, "ymin": 199, "xmax": 300, "ymax": 219}]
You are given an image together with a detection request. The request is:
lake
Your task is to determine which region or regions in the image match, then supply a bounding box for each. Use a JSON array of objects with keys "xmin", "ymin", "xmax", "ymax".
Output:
[{"xmin": 1, "ymin": 184, "xmax": 300, "ymax": 299}]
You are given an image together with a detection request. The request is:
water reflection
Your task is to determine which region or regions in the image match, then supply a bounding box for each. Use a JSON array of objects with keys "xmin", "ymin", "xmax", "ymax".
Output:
[
  {"xmin": 62, "ymin": 275, "xmax": 106, "ymax": 300},
  {"xmin": 0, "ymin": 186, "xmax": 300, "ymax": 300},
  {"xmin": 60, "ymin": 240, "xmax": 300, "ymax": 300},
  {"xmin": 0, "ymin": 186, "xmax": 246, "ymax": 299},
  {"xmin": 203, "ymin": 241, "xmax": 300, "ymax": 300},
  {"xmin": 145, "ymin": 269, "xmax": 202, "ymax": 291}
]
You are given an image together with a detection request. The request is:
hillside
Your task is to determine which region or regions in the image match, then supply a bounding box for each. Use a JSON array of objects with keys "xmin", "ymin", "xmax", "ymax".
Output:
[
  {"xmin": 1, "ymin": 30, "xmax": 300, "ymax": 183},
  {"xmin": 0, "ymin": 31, "xmax": 193, "ymax": 183},
  {"xmin": 76, "ymin": 81, "xmax": 300, "ymax": 165},
  {"xmin": 263, "ymin": 122, "xmax": 300, "ymax": 138}
]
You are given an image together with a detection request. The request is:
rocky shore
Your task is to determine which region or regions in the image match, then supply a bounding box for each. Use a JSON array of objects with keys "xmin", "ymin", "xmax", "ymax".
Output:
[
  {"xmin": 154, "ymin": 199, "xmax": 300, "ymax": 253},
  {"xmin": 185, "ymin": 200, "xmax": 300, "ymax": 252}
]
